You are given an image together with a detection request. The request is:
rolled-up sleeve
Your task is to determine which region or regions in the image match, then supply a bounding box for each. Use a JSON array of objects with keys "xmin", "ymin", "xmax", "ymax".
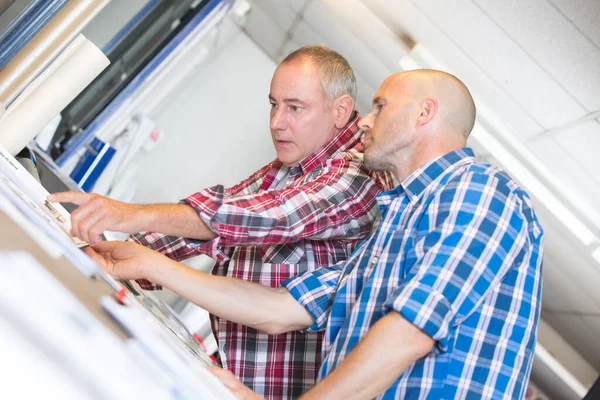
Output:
[
  {"xmin": 283, "ymin": 262, "xmax": 345, "ymax": 332},
  {"xmin": 128, "ymin": 231, "xmax": 231, "ymax": 290},
  {"xmin": 384, "ymin": 172, "xmax": 530, "ymax": 353}
]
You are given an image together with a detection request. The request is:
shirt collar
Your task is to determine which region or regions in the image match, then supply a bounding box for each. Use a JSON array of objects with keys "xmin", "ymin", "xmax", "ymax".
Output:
[
  {"xmin": 391, "ymin": 148, "xmax": 477, "ymax": 203},
  {"xmin": 272, "ymin": 111, "xmax": 362, "ymax": 175}
]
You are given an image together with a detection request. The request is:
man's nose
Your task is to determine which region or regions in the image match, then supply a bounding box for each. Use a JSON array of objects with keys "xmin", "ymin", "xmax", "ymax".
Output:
[
  {"xmin": 358, "ymin": 113, "xmax": 373, "ymax": 131},
  {"xmin": 270, "ymin": 108, "xmax": 287, "ymax": 131}
]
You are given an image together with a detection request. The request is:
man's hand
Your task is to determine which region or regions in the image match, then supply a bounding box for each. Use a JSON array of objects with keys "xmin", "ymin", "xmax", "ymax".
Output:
[
  {"xmin": 206, "ymin": 366, "xmax": 264, "ymax": 400},
  {"xmin": 48, "ymin": 192, "xmax": 143, "ymax": 244},
  {"xmin": 49, "ymin": 191, "xmax": 216, "ymax": 242},
  {"xmin": 85, "ymin": 241, "xmax": 169, "ymax": 280}
]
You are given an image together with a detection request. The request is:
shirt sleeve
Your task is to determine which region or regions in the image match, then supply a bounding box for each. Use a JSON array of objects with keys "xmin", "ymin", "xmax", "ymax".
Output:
[
  {"xmin": 282, "ymin": 261, "xmax": 346, "ymax": 332},
  {"xmin": 384, "ymin": 172, "xmax": 536, "ymax": 353},
  {"xmin": 183, "ymin": 155, "xmax": 382, "ymax": 247},
  {"xmin": 124, "ymin": 164, "xmax": 275, "ymax": 290},
  {"xmin": 127, "ymin": 232, "xmax": 233, "ymax": 290}
]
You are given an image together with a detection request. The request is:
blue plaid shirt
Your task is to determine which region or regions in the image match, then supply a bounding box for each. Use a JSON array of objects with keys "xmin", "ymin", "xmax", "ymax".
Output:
[{"xmin": 283, "ymin": 148, "xmax": 544, "ymax": 399}]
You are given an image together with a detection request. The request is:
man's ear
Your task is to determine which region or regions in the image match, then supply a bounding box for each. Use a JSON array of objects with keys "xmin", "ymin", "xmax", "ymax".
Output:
[
  {"xmin": 333, "ymin": 94, "xmax": 355, "ymax": 129},
  {"xmin": 416, "ymin": 98, "xmax": 438, "ymax": 127}
]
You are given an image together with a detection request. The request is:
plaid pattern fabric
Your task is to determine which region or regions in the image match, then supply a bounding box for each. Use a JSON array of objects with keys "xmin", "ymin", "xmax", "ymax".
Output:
[
  {"xmin": 130, "ymin": 113, "xmax": 394, "ymax": 399},
  {"xmin": 284, "ymin": 148, "xmax": 544, "ymax": 399}
]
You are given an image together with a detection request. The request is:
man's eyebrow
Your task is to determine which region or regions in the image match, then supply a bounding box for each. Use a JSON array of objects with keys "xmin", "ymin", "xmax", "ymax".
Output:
[
  {"xmin": 283, "ymin": 98, "xmax": 306, "ymax": 104},
  {"xmin": 372, "ymin": 96, "xmax": 386, "ymax": 105},
  {"xmin": 268, "ymin": 94, "xmax": 307, "ymax": 104}
]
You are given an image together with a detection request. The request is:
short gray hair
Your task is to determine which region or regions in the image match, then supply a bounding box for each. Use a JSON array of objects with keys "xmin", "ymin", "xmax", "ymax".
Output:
[{"xmin": 280, "ymin": 45, "xmax": 357, "ymax": 104}]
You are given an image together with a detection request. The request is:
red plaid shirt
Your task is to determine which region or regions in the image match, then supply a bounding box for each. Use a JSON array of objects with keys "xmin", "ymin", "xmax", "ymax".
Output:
[{"xmin": 130, "ymin": 113, "xmax": 393, "ymax": 398}]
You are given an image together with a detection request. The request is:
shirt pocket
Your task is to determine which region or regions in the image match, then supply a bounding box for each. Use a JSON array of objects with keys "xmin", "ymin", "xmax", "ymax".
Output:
[{"xmin": 259, "ymin": 242, "xmax": 307, "ymax": 265}]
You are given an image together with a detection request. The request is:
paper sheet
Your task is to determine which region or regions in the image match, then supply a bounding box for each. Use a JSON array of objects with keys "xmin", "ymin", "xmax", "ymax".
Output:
[
  {"xmin": 0, "ymin": 193, "xmax": 64, "ymax": 259},
  {"xmin": 0, "ymin": 0, "xmax": 110, "ymax": 105},
  {"xmin": 0, "ymin": 144, "xmax": 101, "ymax": 275},
  {"xmin": 0, "ymin": 251, "xmax": 178, "ymax": 400},
  {"xmin": 0, "ymin": 144, "xmax": 86, "ymax": 247},
  {"xmin": 0, "ymin": 36, "xmax": 109, "ymax": 156}
]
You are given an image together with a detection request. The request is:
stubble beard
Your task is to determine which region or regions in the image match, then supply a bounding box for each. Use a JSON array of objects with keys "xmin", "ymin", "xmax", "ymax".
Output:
[{"xmin": 364, "ymin": 145, "xmax": 392, "ymax": 173}]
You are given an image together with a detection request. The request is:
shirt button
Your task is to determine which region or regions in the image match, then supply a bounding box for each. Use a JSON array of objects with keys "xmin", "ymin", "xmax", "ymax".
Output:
[{"xmin": 371, "ymin": 257, "xmax": 378, "ymax": 264}]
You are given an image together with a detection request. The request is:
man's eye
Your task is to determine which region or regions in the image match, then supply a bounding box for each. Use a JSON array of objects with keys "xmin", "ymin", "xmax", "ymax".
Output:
[
  {"xmin": 290, "ymin": 105, "xmax": 300, "ymax": 112},
  {"xmin": 270, "ymin": 103, "xmax": 277, "ymax": 109}
]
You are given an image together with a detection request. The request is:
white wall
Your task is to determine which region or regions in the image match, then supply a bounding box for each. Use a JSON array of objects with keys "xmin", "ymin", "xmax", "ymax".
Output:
[{"xmin": 133, "ymin": 28, "xmax": 277, "ymax": 204}]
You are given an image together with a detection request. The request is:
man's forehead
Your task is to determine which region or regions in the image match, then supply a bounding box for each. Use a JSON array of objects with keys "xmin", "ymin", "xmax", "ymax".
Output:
[
  {"xmin": 371, "ymin": 80, "xmax": 394, "ymax": 103},
  {"xmin": 372, "ymin": 75, "xmax": 413, "ymax": 103},
  {"xmin": 271, "ymin": 70, "xmax": 325, "ymax": 102}
]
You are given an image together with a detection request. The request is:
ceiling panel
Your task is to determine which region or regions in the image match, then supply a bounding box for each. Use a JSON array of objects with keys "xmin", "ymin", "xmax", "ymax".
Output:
[
  {"xmin": 550, "ymin": 0, "xmax": 600, "ymax": 49},
  {"xmin": 301, "ymin": 1, "xmax": 393, "ymax": 91},
  {"xmin": 288, "ymin": 19, "xmax": 322, "ymax": 48},
  {"xmin": 410, "ymin": 0, "xmax": 586, "ymax": 129},
  {"xmin": 537, "ymin": 318, "xmax": 599, "ymax": 388},
  {"xmin": 543, "ymin": 312, "xmax": 600, "ymax": 370},
  {"xmin": 527, "ymin": 135, "xmax": 600, "ymax": 207},
  {"xmin": 361, "ymin": 0, "xmax": 544, "ymax": 140},
  {"xmin": 474, "ymin": 0, "xmax": 600, "ymax": 112},
  {"xmin": 538, "ymin": 216, "xmax": 600, "ymax": 313},
  {"xmin": 276, "ymin": 38, "xmax": 302, "ymax": 63},
  {"xmin": 553, "ymin": 120, "xmax": 600, "ymax": 186},
  {"xmin": 538, "ymin": 244, "xmax": 600, "ymax": 314},
  {"xmin": 251, "ymin": 0, "xmax": 298, "ymax": 33},
  {"xmin": 540, "ymin": 269, "xmax": 575, "ymax": 313},
  {"xmin": 243, "ymin": 3, "xmax": 287, "ymax": 60},
  {"xmin": 321, "ymin": 0, "xmax": 409, "ymax": 72},
  {"xmin": 285, "ymin": 0, "xmax": 310, "ymax": 13}
]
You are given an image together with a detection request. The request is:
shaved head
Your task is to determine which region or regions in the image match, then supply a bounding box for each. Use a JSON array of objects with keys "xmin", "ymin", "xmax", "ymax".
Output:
[
  {"xmin": 359, "ymin": 69, "xmax": 477, "ymax": 181},
  {"xmin": 385, "ymin": 69, "xmax": 476, "ymax": 138}
]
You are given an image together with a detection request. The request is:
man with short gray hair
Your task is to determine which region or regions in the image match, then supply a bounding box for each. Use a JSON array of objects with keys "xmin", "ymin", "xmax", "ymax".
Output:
[{"xmin": 50, "ymin": 45, "xmax": 393, "ymax": 398}]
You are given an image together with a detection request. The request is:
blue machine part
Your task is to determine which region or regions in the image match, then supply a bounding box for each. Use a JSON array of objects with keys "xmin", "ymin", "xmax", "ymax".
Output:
[{"xmin": 70, "ymin": 137, "xmax": 116, "ymax": 192}]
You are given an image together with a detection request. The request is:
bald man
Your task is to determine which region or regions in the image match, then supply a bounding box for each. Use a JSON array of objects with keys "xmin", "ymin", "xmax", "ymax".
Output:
[{"xmin": 89, "ymin": 70, "xmax": 544, "ymax": 399}]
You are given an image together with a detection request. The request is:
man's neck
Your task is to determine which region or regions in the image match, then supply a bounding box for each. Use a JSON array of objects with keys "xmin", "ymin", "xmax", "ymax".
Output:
[{"xmin": 393, "ymin": 142, "xmax": 466, "ymax": 183}]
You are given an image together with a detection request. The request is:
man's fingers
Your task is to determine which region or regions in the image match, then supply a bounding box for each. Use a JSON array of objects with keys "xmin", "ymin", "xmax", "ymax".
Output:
[
  {"xmin": 92, "ymin": 240, "xmax": 141, "ymax": 260},
  {"xmin": 92, "ymin": 240, "xmax": 123, "ymax": 255},
  {"xmin": 82, "ymin": 246, "xmax": 98, "ymax": 259},
  {"xmin": 70, "ymin": 204, "xmax": 98, "ymax": 241},
  {"xmin": 47, "ymin": 191, "xmax": 92, "ymax": 205},
  {"xmin": 77, "ymin": 211, "xmax": 105, "ymax": 244},
  {"xmin": 84, "ymin": 246, "xmax": 105, "ymax": 264}
]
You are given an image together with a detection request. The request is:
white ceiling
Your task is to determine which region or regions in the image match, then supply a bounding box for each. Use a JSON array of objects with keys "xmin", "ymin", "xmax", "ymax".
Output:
[{"xmin": 241, "ymin": 0, "xmax": 600, "ymax": 380}]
